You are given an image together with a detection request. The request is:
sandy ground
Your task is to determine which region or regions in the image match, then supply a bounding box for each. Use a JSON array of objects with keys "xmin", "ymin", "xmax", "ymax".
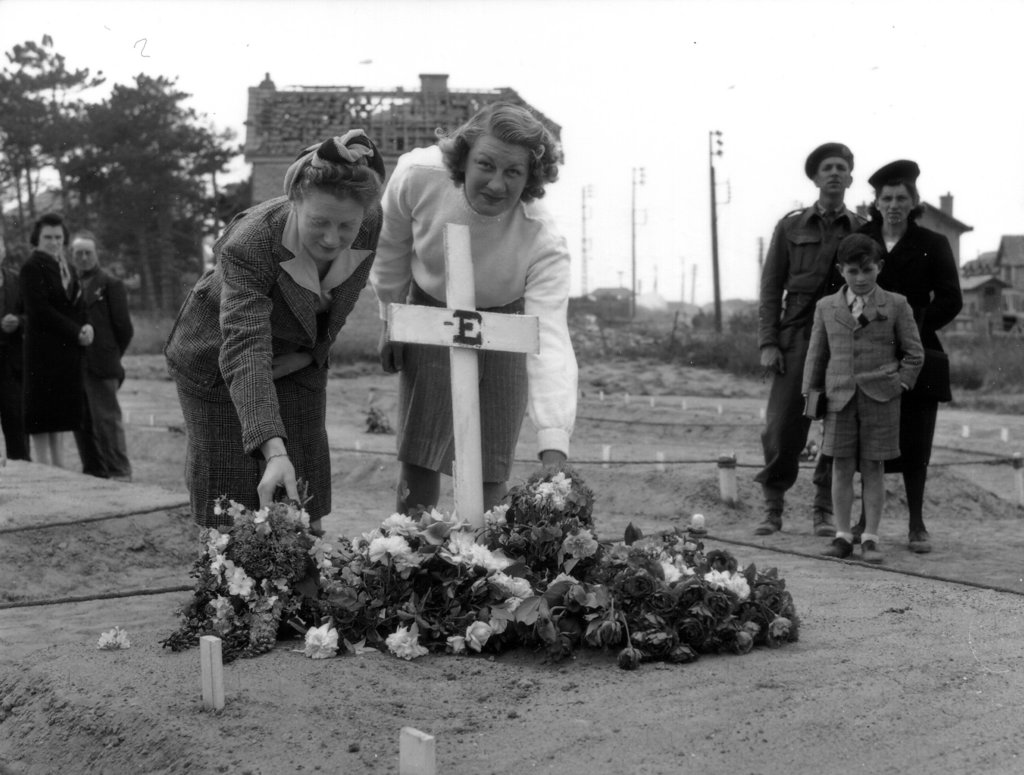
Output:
[{"xmin": 2, "ymin": 356, "xmax": 1024, "ymax": 774}]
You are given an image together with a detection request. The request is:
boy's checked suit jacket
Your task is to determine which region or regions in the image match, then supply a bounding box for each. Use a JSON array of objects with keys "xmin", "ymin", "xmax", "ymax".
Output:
[{"xmin": 802, "ymin": 285, "xmax": 924, "ymax": 413}]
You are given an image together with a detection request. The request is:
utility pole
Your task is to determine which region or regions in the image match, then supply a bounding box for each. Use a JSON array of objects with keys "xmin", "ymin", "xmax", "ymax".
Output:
[
  {"xmin": 708, "ymin": 130, "xmax": 724, "ymax": 333},
  {"xmin": 581, "ymin": 185, "xmax": 593, "ymax": 296},
  {"xmin": 631, "ymin": 167, "xmax": 645, "ymax": 319}
]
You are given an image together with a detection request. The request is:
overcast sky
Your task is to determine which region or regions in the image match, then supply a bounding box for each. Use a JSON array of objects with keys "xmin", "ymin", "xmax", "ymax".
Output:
[{"xmin": 3, "ymin": 0, "xmax": 1021, "ymax": 303}]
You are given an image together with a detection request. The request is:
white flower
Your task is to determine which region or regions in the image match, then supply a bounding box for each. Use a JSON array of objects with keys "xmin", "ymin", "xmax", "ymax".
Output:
[
  {"xmin": 465, "ymin": 621, "xmax": 494, "ymax": 652},
  {"xmin": 353, "ymin": 528, "xmax": 384, "ymax": 554},
  {"xmin": 534, "ymin": 472, "xmax": 573, "ymax": 511},
  {"xmin": 484, "ymin": 503, "xmax": 509, "ymax": 527},
  {"xmin": 210, "ymin": 595, "xmax": 233, "ymax": 622},
  {"xmin": 442, "ymin": 530, "xmax": 511, "ymax": 572},
  {"xmin": 205, "ymin": 529, "xmax": 230, "ymax": 558},
  {"xmin": 703, "ymin": 570, "xmax": 751, "ymax": 602},
  {"xmin": 490, "ymin": 572, "xmax": 533, "ymax": 600},
  {"xmin": 381, "ymin": 512, "xmax": 418, "ymax": 536},
  {"xmin": 253, "ymin": 507, "xmax": 270, "ymax": 525},
  {"xmin": 661, "ymin": 561, "xmax": 682, "ymax": 584},
  {"xmin": 210, "ymin": 553, "xmax": 228, "ymax": 581},
  {"xmin": 446, "ymin": 635, "xmax": 467, "ymax": 654},
  {"xmin": 303, "ymin": 622, "xmax": 339, "ymax": 659},
  {"xmin": 386, "ymin": 624, "xmax": 429, "ymax": 660},
  {"xmin": 97, "ymin": 626, "xmax": 131, "ymax": 650},
  {"xmin": 226, "ymin": 563, "xmax": 255, "ymax": 599},
  {"xmin": 368, "ymin": 535, "xmax": 414, "ymax": 565}
]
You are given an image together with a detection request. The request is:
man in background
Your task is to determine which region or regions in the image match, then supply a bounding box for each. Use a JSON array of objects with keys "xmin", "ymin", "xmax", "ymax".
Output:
[
  {"xmin": 0, "ymin": 240, "xmax": 29, "ymax": 461},
  {"xmin": 754, "ymin": 143, "xmax": 866, "ymax": 537},
  {"xmin": 70, "ymin": 231, "xmax": 134, "ymax": 480}
]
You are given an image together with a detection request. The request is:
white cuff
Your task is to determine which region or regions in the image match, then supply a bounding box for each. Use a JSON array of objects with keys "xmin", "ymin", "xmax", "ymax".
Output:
[{"xmin": 536, "ymin": 428, "xmax": 570, "ymax": 459}]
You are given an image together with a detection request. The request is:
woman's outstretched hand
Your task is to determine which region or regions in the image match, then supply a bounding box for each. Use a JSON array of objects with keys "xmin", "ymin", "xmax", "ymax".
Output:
[{"xmin": 257, "ymin": 439, "xmax": 299, "ymax": 507}]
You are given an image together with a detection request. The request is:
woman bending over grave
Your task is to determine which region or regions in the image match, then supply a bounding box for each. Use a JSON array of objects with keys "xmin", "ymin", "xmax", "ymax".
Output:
[
  {"xmin": 165, "ymin": 132, "xmax": 385, "ymax": 531},
  {"xmin": 372, "ymin": 102, "xmax": 577, "ymax": 514}
]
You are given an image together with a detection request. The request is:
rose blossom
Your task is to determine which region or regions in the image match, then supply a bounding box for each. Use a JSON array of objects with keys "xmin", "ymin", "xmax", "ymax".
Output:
[
  {"xmin": 386, "ymin": 625, "xmax": 429, "ymax": 660},
  {"xmin": 465, "ymin": 621, "xmax": 494, "ymax": 652},
  {"xmin": 446, "ymin": 635, "xmax": 467, "ymax": 655},
  {"xmin": 490, "ymin": 572, "xmax": 533, "ymax": 600},
  {"xmin": 562, "ymin": 529, "xmax": 598, "ymax": 559},
  {"xmin": 660, "ymin": 561, "xmax": 682, "ymax": 584}
]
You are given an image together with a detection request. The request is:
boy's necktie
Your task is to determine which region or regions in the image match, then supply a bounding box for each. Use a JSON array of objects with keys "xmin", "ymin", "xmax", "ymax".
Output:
[{"xmin": 851, "ymin": 294, "xmax": 864, "ymax": 318}]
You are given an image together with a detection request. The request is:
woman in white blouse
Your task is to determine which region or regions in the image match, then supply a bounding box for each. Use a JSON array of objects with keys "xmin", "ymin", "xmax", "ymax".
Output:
[{"xmin": 372, "ymin": 103, "xmax": 578, "ymax": 515}]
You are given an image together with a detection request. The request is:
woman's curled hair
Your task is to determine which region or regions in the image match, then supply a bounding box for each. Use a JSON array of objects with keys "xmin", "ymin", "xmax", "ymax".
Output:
[{"xmin": 439, "ymin": 102, "xmax": 562, "ymax": 202}]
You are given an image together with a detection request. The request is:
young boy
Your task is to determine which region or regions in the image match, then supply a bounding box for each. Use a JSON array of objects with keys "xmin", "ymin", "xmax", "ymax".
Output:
[{"xmin": 803, "ymin": 234, "xmax": 923, "ymax": 564}]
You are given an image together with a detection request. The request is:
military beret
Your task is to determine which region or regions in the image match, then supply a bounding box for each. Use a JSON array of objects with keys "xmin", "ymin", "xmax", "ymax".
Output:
[
  {"xmin": 867, "ymin": 159, "xmax": 920, "ymax": 190},
  {"xmin": 805, "ymin": 142, "xmax": 854, "ymax": 179}
]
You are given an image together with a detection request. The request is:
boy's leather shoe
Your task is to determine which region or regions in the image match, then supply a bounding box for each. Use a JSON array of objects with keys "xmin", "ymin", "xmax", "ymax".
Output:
[
  {"xmin": 860, "ymin": 540, "xmax": 884, "ymax": 564},
  {"xmin": 822, "ymin": 537, "xmax": 853, "ymax": 558}
]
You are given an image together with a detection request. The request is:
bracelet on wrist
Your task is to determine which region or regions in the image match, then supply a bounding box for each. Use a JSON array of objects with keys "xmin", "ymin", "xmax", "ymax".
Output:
[{"xmin": 266, "ymin": 452, "xmax": 289, "ymax": 461}]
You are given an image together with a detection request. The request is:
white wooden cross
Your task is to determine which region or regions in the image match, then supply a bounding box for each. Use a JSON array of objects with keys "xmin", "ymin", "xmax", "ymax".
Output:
[{"xmin": 387, "ymin": 223, "xmax": 539, "ymax": 529}]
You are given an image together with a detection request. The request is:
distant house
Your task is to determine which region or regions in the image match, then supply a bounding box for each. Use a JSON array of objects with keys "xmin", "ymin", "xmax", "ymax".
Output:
[
  {"xmin": 244, "ymin": 73, "xmax": 561, "ymax": 203},
  {"xmin": 956, "ymin": 275, "xmax": 1009, "ymax": 333},
  {"xmin": 957, "ymin": 237, "xmax": 1024, "ymax": 332}
]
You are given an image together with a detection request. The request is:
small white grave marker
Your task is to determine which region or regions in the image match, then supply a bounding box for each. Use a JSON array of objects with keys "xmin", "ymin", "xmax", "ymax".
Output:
[
  {"xmin": 962, "ymin": 424, "xmax": 970, "ymax": 439},
  {"xmin": 717, "ymin": 453, "xmax": 738, "ymax": 506},
  {"xmin": 200, "ymin": 635, "xmax": 225, "ymax": 711},
  {"xmin": 1001, "ymin": 427, "xmax": 1010, "ymax": 443},
  {"xmin": 386, "ymin": 224, "xmax": 539, "ymax": 529},
  {"xmin": 656, "ymin": 451, "xmax": 666, "ymax": 472},
  {"xmin": 601, "ymin": 444, "xmax": 611, "ymax": 469},
  {"xmin": 399, "ymin": 727, "xmax": 436, "ymax": 775}
]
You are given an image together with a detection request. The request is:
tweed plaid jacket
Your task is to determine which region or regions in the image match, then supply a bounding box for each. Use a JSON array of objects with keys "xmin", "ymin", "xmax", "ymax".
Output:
[
  {"xmin": 165, "ymin": 196, "xmax": 382, "ymax": 455},
  {"xmin": 802, "ymin": 286, "xmax": 924, "ymax": 413}
]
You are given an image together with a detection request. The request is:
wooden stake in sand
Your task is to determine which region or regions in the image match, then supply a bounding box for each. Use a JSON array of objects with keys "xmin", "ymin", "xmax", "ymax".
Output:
[
  {"xmin": 387, "ymin": 224, "xmax": 539, "ymax": 529},
  {"xmin": 717, "ymin": 453, "xmax": 738, "ymax": 506},
  {"xmin": 199, "ymin": 635, "xmax": 225, "ymax": 711},
  {"xmin": 399, "ymin": 727, "xmax": 436, "ymax": 775},
  {"xmin": 1013, "ymin": 453, "xmax": 1024, "ymax": 507}
]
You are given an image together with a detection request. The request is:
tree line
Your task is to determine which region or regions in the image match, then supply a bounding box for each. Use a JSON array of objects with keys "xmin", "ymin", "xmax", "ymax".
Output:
[{"xmin": 0, "ymin": 36, "xmax": 250, "ymax": 311}]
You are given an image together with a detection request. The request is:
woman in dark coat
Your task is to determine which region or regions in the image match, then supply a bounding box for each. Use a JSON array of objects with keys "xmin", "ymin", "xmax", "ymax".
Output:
[
  {"xmin": 21, "ymin": 213, "xmax": 93, "ymax": 468},
  {"xmin": 856, "ymin": 160, "xmax": 963, "ymax": 553},
  {"xmin": 165, "ymin": 131, "xmax": 384, "ymax": 530}
]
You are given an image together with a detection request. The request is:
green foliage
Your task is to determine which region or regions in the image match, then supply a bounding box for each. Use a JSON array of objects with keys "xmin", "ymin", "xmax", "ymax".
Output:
[{"xmin": 0, "ymin": 37, "xmax": 238, "ymax": 311}]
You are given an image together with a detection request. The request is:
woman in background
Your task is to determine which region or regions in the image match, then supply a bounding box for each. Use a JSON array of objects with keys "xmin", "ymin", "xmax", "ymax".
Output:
[
  {"xmin": 21, "ymin": 213, "xmax": 92, "ymax": 467},
  {"xmin": 854, "ymin": 160, "xmax": 963, "ymax": 554}
]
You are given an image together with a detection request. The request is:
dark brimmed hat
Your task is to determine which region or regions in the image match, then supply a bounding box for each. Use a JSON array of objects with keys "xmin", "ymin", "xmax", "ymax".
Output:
[
  {"xmin": 805, "ymin": 142, "xmax": 854, "ymax": 179},
  {"xmin": 867, "ymin": 159, "xmax": 920, "ymax": 190}
]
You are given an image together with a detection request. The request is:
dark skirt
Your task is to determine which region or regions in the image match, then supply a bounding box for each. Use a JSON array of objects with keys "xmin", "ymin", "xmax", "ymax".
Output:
[
  {"xmin": 175, "ymin": 375, "xmax": 330, "ymax": 528},
  {"xmin": 396, "ymin": 284, "xmax": 528, "ymax": 482},
  {"xmin": 23, "ymin": 351, "xmax": 84, "ymax": 434}
]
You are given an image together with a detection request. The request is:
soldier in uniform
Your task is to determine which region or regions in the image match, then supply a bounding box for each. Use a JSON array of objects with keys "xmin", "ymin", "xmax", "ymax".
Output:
[{"xmin": 754, "ymin": 142, "xmax": 866, "ymax": 536}]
